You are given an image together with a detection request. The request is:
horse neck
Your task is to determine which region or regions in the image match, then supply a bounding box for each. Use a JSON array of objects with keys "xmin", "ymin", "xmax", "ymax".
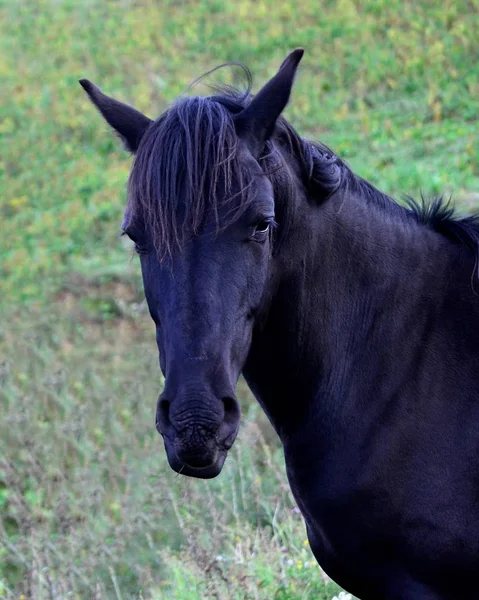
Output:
[{"xmin": 244, "ymin": 186, "xmax": 460, "ymax": 438}]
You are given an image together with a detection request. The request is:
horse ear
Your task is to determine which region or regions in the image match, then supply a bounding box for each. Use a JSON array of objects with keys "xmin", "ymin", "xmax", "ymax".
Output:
[
  {"xmin": 234, "ymin": 48, "xmax": 304, "ymax": 156},
  {"xmin": 79, "ymin": 79, "xmax": 153, "ymax": 153}
]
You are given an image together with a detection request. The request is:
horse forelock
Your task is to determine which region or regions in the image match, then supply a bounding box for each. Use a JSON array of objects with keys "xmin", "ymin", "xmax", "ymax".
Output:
[{"xmin": 126, "ymin": 93, "xmax": 259, "ymax": 259}]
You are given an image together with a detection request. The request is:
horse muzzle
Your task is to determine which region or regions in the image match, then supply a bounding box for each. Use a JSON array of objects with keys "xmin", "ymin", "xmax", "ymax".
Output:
[{"xmin": 155, "ymin": 392, "xmax": 240, "ymax": 479}]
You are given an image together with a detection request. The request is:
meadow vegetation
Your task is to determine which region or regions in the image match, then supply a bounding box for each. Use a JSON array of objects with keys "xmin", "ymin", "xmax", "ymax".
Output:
[{"xmin": 1, "ymin": 0, "xmax": 478, "ymax": 597}]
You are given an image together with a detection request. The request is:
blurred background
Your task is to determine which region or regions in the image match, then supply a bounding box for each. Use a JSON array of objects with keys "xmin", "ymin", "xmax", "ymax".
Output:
[{"xmin": 1, "ymin": 0, "xmax": 478, "ymax": 598}]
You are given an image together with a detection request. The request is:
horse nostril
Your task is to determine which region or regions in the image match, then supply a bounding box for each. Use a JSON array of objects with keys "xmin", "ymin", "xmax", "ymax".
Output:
[
  {"xmin": 156, "ymin": 397, "xmax": 171, "ymax": 431},
  {"xmin": 222, "ymin": 396, "xmax": 240, "ymax": 426}
]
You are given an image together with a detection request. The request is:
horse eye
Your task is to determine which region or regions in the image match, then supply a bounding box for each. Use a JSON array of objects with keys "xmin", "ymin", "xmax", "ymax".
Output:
[
  {"xmin": 121, "ymin": 228, "xmax": 150, "ymax": 255},
  {"xmin": 250, "ymin": 219, "xmax": 275, "ymax": 242},
  {"xmin": 255, "ymin": 220, "xmax": 271, "ymax": 234},
  {"xmin": 122, "ymin": 229, "xmax": 137, "ymax": 243}
]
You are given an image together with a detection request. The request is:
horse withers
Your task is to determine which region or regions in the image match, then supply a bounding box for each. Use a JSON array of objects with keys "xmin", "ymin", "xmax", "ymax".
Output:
[{"xmin": 81, "ymin": 50, "xmax": 479, "ymax": 599}]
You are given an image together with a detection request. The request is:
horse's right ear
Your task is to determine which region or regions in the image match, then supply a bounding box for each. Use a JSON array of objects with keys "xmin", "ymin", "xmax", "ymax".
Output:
[{"xmin": 79, "ymin": 79, "xmax": 153, "ymax": 153}]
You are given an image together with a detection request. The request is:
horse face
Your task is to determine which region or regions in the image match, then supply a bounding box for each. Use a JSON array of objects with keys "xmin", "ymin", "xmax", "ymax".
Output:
[{"xmin": 130, "ymin": 155, "xmax": 275, "ymax": 478}]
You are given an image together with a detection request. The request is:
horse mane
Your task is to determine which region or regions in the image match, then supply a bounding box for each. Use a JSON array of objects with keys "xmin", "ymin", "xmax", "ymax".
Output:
[
  {"xmin": 343, "ymin": 171, "xmax": 479, "ymax": 255},
  {"xmin": 404, "ymin": 195, "xmax": 479, "ymax": 255},
  {"xmin": 126, "ymin": 63, "xmax": 479, "ymax": 264}
]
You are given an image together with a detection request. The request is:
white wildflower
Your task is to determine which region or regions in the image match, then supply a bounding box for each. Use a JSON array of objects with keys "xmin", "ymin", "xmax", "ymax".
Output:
[{"xmin": 331, "ymin": 593, "xmax": 353, "ymax": 600}]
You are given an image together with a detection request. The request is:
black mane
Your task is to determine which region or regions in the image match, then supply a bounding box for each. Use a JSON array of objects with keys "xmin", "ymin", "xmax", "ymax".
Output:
[
  {"xmin": 405, "ymin": 194, "xmax": 479, "ymax": 257},
  {"xmin": 126, "ymin": 64, "xmax": 479, "ymax": 264}
]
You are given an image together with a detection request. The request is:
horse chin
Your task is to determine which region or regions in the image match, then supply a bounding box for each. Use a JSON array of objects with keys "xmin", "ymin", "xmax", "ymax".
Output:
[{"xmin": 164, "ymin": 442, "xmax": 228, "ymax": 479}]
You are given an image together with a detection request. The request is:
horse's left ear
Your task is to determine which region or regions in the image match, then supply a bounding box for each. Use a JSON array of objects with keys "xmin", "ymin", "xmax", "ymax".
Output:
[
  {"xmin": 234, "ymin": 48, "xmax": 304, "ymax": 156},
  {"xmin": 79, "ymin": 79, "xmax": 153, "ymax": 153}
]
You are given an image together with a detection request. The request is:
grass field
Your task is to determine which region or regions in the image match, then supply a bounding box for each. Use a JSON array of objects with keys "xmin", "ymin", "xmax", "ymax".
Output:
[{"xmin": 1, "ymin": 0, "xmax": 478, "ymax": 597}]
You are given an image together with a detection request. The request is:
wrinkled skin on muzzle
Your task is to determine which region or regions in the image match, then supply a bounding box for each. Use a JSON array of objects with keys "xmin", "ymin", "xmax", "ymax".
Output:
[{"xmin": 156, "ymin": 389, "xmax": 241, "ymax": 479}]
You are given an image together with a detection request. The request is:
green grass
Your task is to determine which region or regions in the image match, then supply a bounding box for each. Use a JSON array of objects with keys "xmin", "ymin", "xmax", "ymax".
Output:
[{"xmin": 1, "ymin": 0, "xmax": 478, "ymax": 597}]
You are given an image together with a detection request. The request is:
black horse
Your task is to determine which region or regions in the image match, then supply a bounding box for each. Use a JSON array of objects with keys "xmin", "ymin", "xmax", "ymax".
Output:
[{"xmin": 81, "ymin": 50, "xmax": 479, "ymax": 599}]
